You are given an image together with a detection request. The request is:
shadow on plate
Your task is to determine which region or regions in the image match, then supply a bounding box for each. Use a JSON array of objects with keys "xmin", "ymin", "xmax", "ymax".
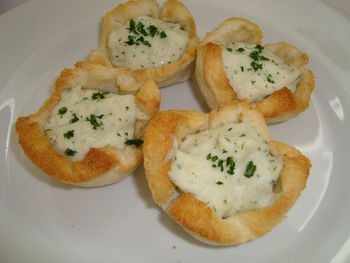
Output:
[
  {"xmin": 131, "ymin": 166, "xmax": 157, "ymax": 208},
  {"xmin": 188, "ymin": 74, "xmax": 210, "ymax": 112}
]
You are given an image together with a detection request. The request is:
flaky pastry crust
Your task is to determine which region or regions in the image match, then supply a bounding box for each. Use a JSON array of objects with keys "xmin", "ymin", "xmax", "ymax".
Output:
[
  {"xmin": 143, "ymin": 102, "xmax": 311, "ymax": 245},
  {"xmin": 195, "ymin": 18, "xmax": 315, "ymax": 124},
  {"xmin": 88, "ymin": 0, "xmax": 200, "ymax": 88},
  {"xmin": 16, "ymin": 61, "xmax": 160, "ymax": 187}
]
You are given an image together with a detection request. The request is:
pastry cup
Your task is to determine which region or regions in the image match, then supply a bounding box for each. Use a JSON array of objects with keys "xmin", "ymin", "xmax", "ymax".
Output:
[
  {"xmin": 196, "ymin": 17, "xmax": 315, "ymax": 124},
  {"xmin": 16, "ymin": 61, "xmax": 160, "ymax": 187},
  {"xmin": 88, "ymin": 0, "xmax": 200, "ymax": 88},
  {"xmin": 143, "ymin": 102, "xmax": 311, "ymax": 245}
]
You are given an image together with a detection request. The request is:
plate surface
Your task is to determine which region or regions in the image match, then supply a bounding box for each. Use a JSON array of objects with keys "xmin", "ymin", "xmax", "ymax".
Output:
[{"xmin": 1, "ymin": 0, "xmax": 350, "ymax": 262}]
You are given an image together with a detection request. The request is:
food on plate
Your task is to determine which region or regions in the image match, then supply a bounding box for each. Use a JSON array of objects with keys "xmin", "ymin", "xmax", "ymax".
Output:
[
  {"xmin": 16, "ymin": 61, "xmax": 160, "ymax": 187},
  {"xmin": 143, "ymin": 102, "xmax": 311, "ymax": 245},
  {"xmin": 88, "ymin": 0, "xmax": 200, "ymax": 88},
  {"xmin": 196, "ymin": 18, "xmax": 315, "ymax": 123}
]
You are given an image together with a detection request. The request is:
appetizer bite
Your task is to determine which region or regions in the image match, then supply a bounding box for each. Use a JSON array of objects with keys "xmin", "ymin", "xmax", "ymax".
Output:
[
  {"xmin": 16, "ymin": 62, "xmax": 160, "ymax": 187},
  {"xmin": 196, "ymin": 18, "xmax": 315, "ymax": 123},
  {"xmin": 88, "ymin": 0, "xmax": 199, "ymax": 88},
  {"xmin": 143, "ymin": 102, "xmax": 311, "ymax": 245}
]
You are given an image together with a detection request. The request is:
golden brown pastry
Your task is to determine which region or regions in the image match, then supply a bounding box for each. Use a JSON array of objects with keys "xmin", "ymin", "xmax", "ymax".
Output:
[
  {"xmin": 196, "ymin": 18, "xmax": 315, "ymax": 123},
  {"xmin": 16, "ymin": 61, "xmax": 160, "ymax": 187},
  {"xmin": 88, "ymin": 0, "xmax": 200, "ymax": 88},
  {"xmin": 143, "ymin": 102, "xmax": 311, "ymax": 245}
]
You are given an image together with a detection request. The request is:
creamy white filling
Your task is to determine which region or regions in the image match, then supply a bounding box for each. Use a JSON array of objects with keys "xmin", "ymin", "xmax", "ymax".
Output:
[
  {"xmin": 44, "ymin": 87, "xmax": 146, "ymax": 161},
  {"xmin": 222, "ymin": 42, "xmax": 301, "ymax": 102},
  {"xmin": 108, "ymin": 16, "xmax": 189, "ymax": 69},
  {"xmin": 169, "ymin": 122, "xmax": 283, "ymax": 218}
]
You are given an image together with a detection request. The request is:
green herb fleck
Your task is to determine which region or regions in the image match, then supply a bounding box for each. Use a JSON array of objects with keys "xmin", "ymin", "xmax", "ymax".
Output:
[
  {"xmin": 63, "ymin": 130, "xmax": 74, "ymax": 139},
  {"xmin": 148, "ymin": 25, "xmax": 158, "ymax": 37},
  {"xmin": 92, "ymin": 91, "xmax": 109, "ymax": 100},
  {"xmin": 267, "ymin": 74, "xmax": 275, "ymax": 83},
  {"xmin": 226, "ymin": 47, "xmax": 233, "ymax": 52},
  {"xmin": 211, "ymin": 155, "xmax": 219, "ymax": 162},
  {"xmin": 127, "ymin": 19, "xmax": 137, "ymax": 34},
  {"xmin": 86, "ymin": 114, "xmax": 103, "ymax": 129},
  {"xmin": 159, "ymin": 31, "xmax": 167, "ymax": 38},
  {"xmin": 64, "ymin": 148, "xmax": 77, "ymax": 156},
  {"xmin": 244, "ymin": 161, "xmax": 256, "ymax": 178},
  {"xmin": 236, "ymin": 47, "xmax": 245, "ymax": 52},
  {"xmin": 125, "ymin": 139, "xmax": 143, "ymax": 147},
  {"xmin": 58, "ymin": 107, "xmax": 67, "ymax": 115},
  {"xmin": 216, "ymin": 181, "xmax": 223, "ymax": 185},
  {"xmin": 70, "ymin": 113, "xmax": 79, "ymax": 124},
  {"xmin": 251, "ymin": 61, "xmax": 263, "ymax": 71}
]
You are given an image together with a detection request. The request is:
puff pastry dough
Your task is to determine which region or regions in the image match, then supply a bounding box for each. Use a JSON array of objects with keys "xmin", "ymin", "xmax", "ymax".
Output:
[
  {"xmin": 196, "ymin": 18, "xmax": 315, "ymax": 123},
  {"xmin": 143, "ymin": 102, "xmax": 311, "ymax": 245},
  {"xmin": 16, "ymin": 61, "xmax": 160, "ymax": 187},
  {"xmin": 88, "ymin": 0, "xmax": 199, "ymax": 88}
]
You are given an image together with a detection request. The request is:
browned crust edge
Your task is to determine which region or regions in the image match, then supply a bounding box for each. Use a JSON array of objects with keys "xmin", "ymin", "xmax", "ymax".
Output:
[
  {"xmin": 16, "ymin": 61, "xmax": 160, "ymax": 187},
  {"xmin": 143, "ymin": 103, "xmax": 311, "ymax": 245},
  {"xmin": 88, "ymin": 0, "xmax": 200, "ymax": 88},
  {"xmin": 195, "ymin": 17, "xmax": 315, "ymax": 124}
]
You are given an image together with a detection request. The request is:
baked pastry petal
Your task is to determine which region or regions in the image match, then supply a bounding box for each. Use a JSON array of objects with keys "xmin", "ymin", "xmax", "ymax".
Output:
[
  {"xmin": 16, "ymin": 61, "xmax": 160, "ymax": 187},
  {"xmin": 143, "ymin": 102, "xmax": 311, "ymax": 245},
  {"xmin": 88, "ymin": 0, "xmax": 200, "ymax": 88},
  {"xmin": 196, "ymin": 17, "xmax": 315, "ymax": 123}
]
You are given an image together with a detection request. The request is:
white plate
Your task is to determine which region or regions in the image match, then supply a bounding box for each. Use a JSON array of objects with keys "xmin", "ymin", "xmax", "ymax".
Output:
[{"xmin": 1, "ymin": 0, "xmax": 350, "ymax": 262}]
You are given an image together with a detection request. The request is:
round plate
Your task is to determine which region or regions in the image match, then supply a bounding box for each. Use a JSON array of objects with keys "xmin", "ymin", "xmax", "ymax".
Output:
[{"xmin": 1, "ymin": 0, "xmax": 350, "ymax": 262}]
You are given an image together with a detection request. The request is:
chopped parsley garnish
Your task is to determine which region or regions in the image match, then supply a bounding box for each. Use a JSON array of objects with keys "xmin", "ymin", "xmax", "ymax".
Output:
[
  {"xmin": 206, "ymin": 153, "xmax": 212, "ymax": 160},
  {"xmin": 251, "ymin": 61, "xmax": 263, "ymax": 71},
  {"xmin": 136, "ymin": 22, "xmax": 148, "ymax": 36},
  {"xmin": 125, "ymin": 35, "xmax": 137, "ymax": 45},
  {"xmin": 226, "ymin": 156, "xmax": 235, "ymax": 175},
  {"xmin": 211, "ymin": 155, "xmax": 219, "ymax": 162},
  {"xmin": 70, "ymin": 113, "xmax": 79, "ymax": 124},
  {"xmin": 267, "ymin": 74, "xmax": 275, "ymax": 83},
  {"xmin": 125, "ymin": 19, "xmax": 167, "ymax": 47},
  {"xmin": 148, "ymin": 25, "xmax": 158, "ymax": 37},
  {"xmin": 64, "ymin": 148, "xmax": 77, "ymax": 156},
  {"xmin": 206, "ymin": 153, "xmax": 236, "ymax": 175},
  {"xmin": 92, "ymin": 91, "xmax": 109, "ymax": 100},
  {"xmin": 236, "ymin": 47, "xmax": 245, "ymax": 52},
  {"xmin": 86, "ymin": 114, "xmax": 103, "ymax": 129},
  {"xmin": 240, "ymin": 66, "xmax": 244, "ymax": 72},
  {"xmin": 244, "ymin": 161, "xmax": 256, "ymax": 178},
  {"xmin": 127, "ymin": 19, "xmax": 137, "ymax": 34},
  {"xmin": 136, "ymin": 36, "xmax": 151, "ymax": 47},
  {"xmin": 125, "ymin": 139, "xmax": 144, "ymax": 147},
  {"xmin": 63, "ymin": 130, "xmax": 74, "ymax": 139},
  {"xmin": 248, "ymin": 45, "xmax": 269, "ymax": 72},
  {"xmin": 251, "ymin": 80, "xmax": 256, "ymax": 85},
  {"xmin": 226, "ymin": 47, "xmax": 233, "ymax": 52},
  {"xmin": 58, "ymin": 107, "xmax": 67, "ymax": 115},
  {"xmin": 125, "ymin": 106, "xmax": 129, "ymax": 111},
  {"xmin": 216, "ymin": 181, "xmax": 223, "ymax": 185}
]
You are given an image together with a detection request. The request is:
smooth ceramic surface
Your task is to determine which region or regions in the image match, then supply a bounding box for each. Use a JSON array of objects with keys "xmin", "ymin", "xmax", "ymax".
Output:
[{"xmin": 1, "ymin": 0, "xmax": 350, "ymax": 262}]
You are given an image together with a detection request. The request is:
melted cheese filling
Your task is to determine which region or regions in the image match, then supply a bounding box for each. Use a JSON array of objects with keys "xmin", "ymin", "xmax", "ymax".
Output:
[
  {"xmin": 108, "ymin": 16, "xmax": 189, "ymax": 69},
  {"xmin": 169, "ymin": 122, "xmax": 283, "ymax": 218},
  {"xmin": 45, "ymin": 87, "xmax": 146, "ymax": 161},
  {"xmin": 222, "ymin": 42, "xmax": 301, "ymax": 102}
]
